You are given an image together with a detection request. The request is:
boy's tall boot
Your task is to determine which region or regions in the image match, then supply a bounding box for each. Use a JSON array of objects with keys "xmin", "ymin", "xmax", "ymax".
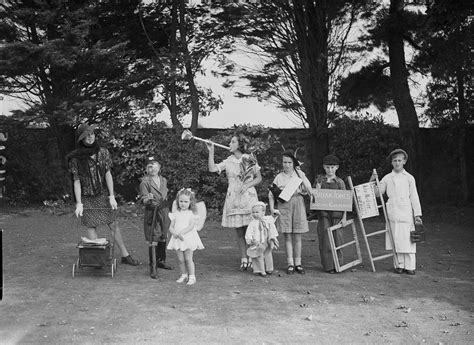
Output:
[
  {"xmin": 149, "ymin": 246, "xmax": 157, "ymax": 279},
  {"xmin": 156, "ymin": 241, "xmax": 172, "ymax": 270}
]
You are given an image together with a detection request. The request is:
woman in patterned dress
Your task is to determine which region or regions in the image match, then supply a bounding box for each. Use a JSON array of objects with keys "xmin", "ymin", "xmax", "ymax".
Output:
[
  {"xmin": 67, "ymin": 123, "xmax": 139, "ymax": 266},
  {"xmin": 206, "ymin": 133, "xmax": 262, "ymax": 271}
]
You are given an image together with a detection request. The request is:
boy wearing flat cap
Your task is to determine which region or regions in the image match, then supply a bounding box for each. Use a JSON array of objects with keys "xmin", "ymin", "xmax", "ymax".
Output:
[
  {"xmin": 314, "ymin": 154, "xmax": 347, "ymax": 273},
  {"xmin": 371, "ymin": 148, "xmax": 422, "ymax": 275}
]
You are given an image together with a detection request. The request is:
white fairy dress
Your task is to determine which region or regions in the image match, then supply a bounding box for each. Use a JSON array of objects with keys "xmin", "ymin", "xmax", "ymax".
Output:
[{"xmin": 167, "ymin": 209, "xmax": 204, "ymax": 251}]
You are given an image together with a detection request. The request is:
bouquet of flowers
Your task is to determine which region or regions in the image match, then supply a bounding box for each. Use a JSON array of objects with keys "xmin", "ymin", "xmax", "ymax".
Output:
[{"xmin": 238, "ymin": 153, "xmax": 257, "ymax": 184}]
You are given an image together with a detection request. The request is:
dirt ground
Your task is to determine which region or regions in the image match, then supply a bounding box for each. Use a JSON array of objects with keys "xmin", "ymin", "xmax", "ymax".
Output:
[{"xmin": 0, "ymin": 206, "xmax": 473, "ymax": 345}]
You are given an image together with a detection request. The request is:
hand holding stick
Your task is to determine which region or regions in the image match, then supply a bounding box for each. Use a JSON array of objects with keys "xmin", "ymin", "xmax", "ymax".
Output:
[{"xmin": 181, "ymin": 129, "xmax": 230, "ymax": 150}]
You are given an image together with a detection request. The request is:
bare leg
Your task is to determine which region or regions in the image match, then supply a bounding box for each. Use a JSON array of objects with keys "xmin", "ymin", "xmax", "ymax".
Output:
[
  {"xmin": 184, "ymin": 249, "xmax": 195, "ymax": 276},
  {"xmin": 107, "ymin": 222, "xmax": 129, "ymax": 257},
  {"xmin": 284, "ymin": 233, "xmax": 294, "ymax": 265},
  {"xmin": 293, "ymin": 233, "xmax": 302, "ymax": 264},
  {"xmin": 86, "ymin": 228, "xmax": 98, "ymax": 240},
  {"xmin": 176, "ymin": 250, "xmax": 186, "ymax": 275},
  {"xmin": 235, "ymin": 227, "xmax": 248, "ymax": 261}
]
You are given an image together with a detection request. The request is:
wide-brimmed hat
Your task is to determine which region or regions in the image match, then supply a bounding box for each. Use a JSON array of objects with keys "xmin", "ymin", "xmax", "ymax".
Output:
[
  {"xmin": 76, "ymin": 123, "xmax": 97, "ymax": 142},
  {"xmin": 388, "ymin": 148, "xmax": 408, "ymax": 161},
  {"xmin": 282, "ymin": 150, "xmax": 300, "ymax": 167},
  {"xmin": 323, "ymin": 154, "xmax": 340, "ymax": 165}
]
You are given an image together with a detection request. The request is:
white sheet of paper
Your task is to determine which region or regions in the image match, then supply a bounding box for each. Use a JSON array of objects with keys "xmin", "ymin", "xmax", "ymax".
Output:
[
  {"xmin": 278, "ymin": 175, "xmax": 302, "ymax": 202},
  {"xmin": 354, "ymin": 182, "xmax": 379, "ymax": 219}
]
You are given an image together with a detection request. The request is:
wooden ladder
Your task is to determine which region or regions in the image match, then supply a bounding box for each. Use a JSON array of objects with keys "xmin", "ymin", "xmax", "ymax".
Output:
[
  {"xmin": 347, "ymin": 173, "xmax": 398, "ymax": 272},
  {"xmin": 327, "ymin": 219, "xmax": 363, "ymax": 272}
]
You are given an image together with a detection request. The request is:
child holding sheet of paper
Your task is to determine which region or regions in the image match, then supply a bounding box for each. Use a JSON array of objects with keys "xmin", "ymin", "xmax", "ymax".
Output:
[{"xmin": 268, "ymin": 150, "xmax": 313, "ymax": 275}]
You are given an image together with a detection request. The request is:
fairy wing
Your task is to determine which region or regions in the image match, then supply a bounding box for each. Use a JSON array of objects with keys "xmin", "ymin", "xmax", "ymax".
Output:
[{"xmin": 194, "ymin": 201, "xmax": 207, "ymax": 231}]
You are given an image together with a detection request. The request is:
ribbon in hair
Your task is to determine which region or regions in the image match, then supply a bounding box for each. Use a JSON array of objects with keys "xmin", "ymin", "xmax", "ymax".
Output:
[{"xmin": 179, "ymin": 187, "xmax": 194, "ymax": 194}]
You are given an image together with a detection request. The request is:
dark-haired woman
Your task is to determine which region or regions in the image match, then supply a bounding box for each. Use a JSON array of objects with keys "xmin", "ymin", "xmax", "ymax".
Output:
[
  {"xmin": 206, "ymin": 134, "xmax": 262, "ymax": 271},
  {"xmin": 67, "ymin": 123, "xmax": 139, "ymax": 266}
]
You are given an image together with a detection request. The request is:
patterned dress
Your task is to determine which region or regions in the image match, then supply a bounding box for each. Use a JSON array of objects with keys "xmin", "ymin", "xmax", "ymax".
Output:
[
  {"xmin": 69, "ymin": 147, "xmax": 115, "ymax": 228},
  {"xmin": 216, "ymin": 154, "xmax": 260, "ymax": 228}
]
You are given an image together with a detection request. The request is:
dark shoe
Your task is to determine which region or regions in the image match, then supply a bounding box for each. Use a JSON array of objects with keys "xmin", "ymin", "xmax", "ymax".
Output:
[
  {"xmin": 148, "ymin": 247, "xmax": 157, "ymax": 279},
  {"xmin": 157, "ymin": 261, "xmax": 172, "ymax": 270},
  {"xmin": 295, "ymin": 265, "xmax": 305, "ymax": 274},
  {"xmin": 287, "ymin": 265, "xmax": 295, "ymax": 275},
  {"xmin": 258, "ymin": 272, "xmax": 267, "ymax": 277},
  {"xmin": 247, "ymin": 261, "xmax": 253, "ymax": 272},
  {"xmin": 405, "ymin": 269, "xmax": 416, "ymax": 275},
  {"xmin": 394, "ymin": 268, "xmax": 404, "ymax": 274},
  {"xmin": 149, "ymin": 266, "xmax": 158, "ymax": 279},
  {"xmin": 265, "ymin": 271, "xmax": 273, "ymax": 275},
  {"xmin": 156, "ymin": 242, "xmax": 167, "ymax": 263},
  {"xmin": 121, "ymin": 255, "xmax": 139, "ymax": 266},
  {"xmin": 239, "ymin": 262, "xmax": 249, "ymax": 271}
]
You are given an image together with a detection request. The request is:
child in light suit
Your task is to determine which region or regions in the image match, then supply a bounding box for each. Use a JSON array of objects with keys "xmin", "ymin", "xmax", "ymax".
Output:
[
  {"xmin": 245, "ymin": 202, "xmax": 279, "ymax": 277},
  {"xmin": 372, "ymin": 149, "xmax": 422, "ymax": 275}
]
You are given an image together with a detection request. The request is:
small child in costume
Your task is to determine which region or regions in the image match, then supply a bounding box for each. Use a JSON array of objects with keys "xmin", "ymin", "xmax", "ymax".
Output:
[
  {"xmin": 139, "ymin": 157, "xmax": 172, "ymax": 279},
  {"xmin": 167, "ymin": 188, "xmax": 204, "ymax": 285},
  {"xmin": 245, "ymin": 201, "xmax": 279, "ymax": 277},
  {"xmin": 371, "ymin": 149, "xmax": 422, "ymax": 275}
]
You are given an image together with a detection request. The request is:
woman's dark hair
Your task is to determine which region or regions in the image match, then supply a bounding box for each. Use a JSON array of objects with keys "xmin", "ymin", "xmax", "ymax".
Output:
[{"xmin": 233, "ymin": 132, "xmax": 250, "ymax": 154}]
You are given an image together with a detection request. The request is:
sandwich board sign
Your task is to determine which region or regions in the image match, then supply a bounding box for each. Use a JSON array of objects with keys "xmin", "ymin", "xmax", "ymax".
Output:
[{"xmin": 310, "ymin": 189, "xmax": 352, "ymax": 212}]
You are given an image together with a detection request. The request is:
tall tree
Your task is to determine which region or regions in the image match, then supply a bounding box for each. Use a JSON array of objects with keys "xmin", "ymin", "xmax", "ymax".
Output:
[
  {"xmin": 214, "ymin": 0, "xmax": 370, "ymax": 178},
  {"xmin": 0, "ymin": 0, "xmax": 166, "ymax": 158},
  {"xmin": 386, "ymin": 0, "xmax": 421, "ymax": 176},
  {"xmin": 338, "ymin": 0, "xmax": 427, "ymax": 177},
  {"xmin": 416, "ymin": 0, "xmax": 472, "ymax": 202},
  {"xmin": 178, "ymin": 0, "xmax": 200, "ymax": 132}
]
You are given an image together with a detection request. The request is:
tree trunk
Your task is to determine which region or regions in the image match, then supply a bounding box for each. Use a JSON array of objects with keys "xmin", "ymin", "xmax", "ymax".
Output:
[
  {"xmin": 456, "ymin": 67, "xmax": 469, "ymax": 203},
  {"xmin": 388, "ymin": 0, "xmax": 420, "ymax": 178},
  {"xmin": 169, "ymin": 0, "xmax": 181, "ymax": 129},
  {"xmin": 178, "ymin": 0, "xmax": 200, "ymax": 132},
  {"xmin": 292, "ymin": 1, "xmax": 330, "ymax": 181}
]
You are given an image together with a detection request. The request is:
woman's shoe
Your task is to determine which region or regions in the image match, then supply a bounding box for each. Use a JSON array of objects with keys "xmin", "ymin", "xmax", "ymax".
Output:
[
  {"xmin": 121, "ymin": 255, "xmax": 139, "ymax": 266},
  {"xmin": 287, "ymin": 265, "xmax": 295, "ymax": 275},
  {"xmin": 327, "ymin": 269, "xmax": 337, "ymax": 274},
  {"xmin": 239, "ymin": 262, "xmax": 249, "ymax": 271},
  {"xmin": 405, "ymin": 270, "xmax": 416, "ymax": 275},
  {"xmin": 258, "ymin": 272, "xmax": 267, "ymax": 277},
  {"xmin": 186, "ymin": 276, "xmax": 196, "ymax": 285},
  {"xmin": 295, "ymin": 265, "xmax": 305, "ymax": 274},
  {"xmin": 394, "ymin": 268, "xmax": 404, "ymax": 274}
]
